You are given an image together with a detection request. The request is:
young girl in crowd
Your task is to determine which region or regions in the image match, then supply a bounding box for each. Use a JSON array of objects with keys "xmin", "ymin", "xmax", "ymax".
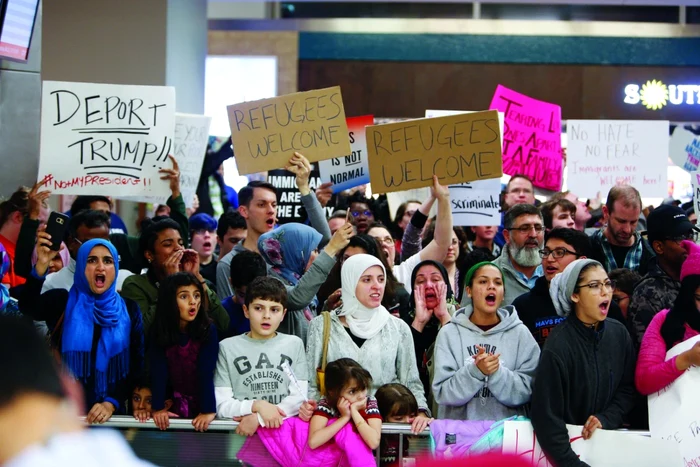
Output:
[
  {"xmin": 635, "ymin": 240, "xmax": 700, "ymax": 396},
  {"xmin": 375, "ymin": 384, "xmax": 421, "ymax": 467},
  {"xmin": 150, "ymin": 272, "xmax": 219, "ymax": 432},
  {"xmin": 531, "ymin": 259, "xmax": 636, "ymax": 467},
  {"xmin": 308, "ymin": 358, "xmax": 382, "ymax": 450},
  {"xmin": 432, "ymin": 262, "xmax": 540, "ymax": 421}
]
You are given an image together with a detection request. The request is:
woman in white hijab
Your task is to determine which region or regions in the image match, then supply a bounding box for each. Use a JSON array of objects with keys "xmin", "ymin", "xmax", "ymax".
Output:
[{"xmin": 306, "ymin": 254, "xmax": 431, "ymax": 433}]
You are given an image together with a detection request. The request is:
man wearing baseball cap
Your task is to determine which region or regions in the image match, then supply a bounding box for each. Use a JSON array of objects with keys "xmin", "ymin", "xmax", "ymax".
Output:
[{"xmin": 628, "ymin": 204, "xmax": 698, "ymax": 349}]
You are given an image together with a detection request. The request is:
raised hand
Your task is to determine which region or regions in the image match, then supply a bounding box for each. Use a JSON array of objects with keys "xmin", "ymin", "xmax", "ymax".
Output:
[
  {"xmin": 412, "ymin": 284, "xmax": 432, "ymax": 332},
  {"xmin": 325, "ymin": 222, "xmax": 355, "ymax": 257},
  {"xmin": 27, "ymin": 180, "xmax": 51, "ymax": 221},
  {"xmin": 315, "ymin": 182, "xmax": 333, "ymax": 207},
  {"xmin": 434, "ymin": 281, "xmax": 451, "ymax": 325},
  {"xmin": 430, "ymin": 174, "xmax": 449, "ymax": 200},
  {"xmin": 286, "ymin": 152, "xmax": 312, "ymax": 195},
  {"xmin": 159, "ymin": 155, "xmax": 181, "ymax": 199}
]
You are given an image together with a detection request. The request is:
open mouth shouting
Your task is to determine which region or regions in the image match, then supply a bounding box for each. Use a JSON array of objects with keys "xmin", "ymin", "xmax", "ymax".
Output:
[
  {"xmin": 265, "ymin": 218, "xmax": 275, "ymax": 229},
  {"xmin": 484, "ymin": 293, "xmax": 498, "ymax": 307},
  {"xmin": 94, "ymin": 274, "xmax": 107, "ymax": 290},
  {"xmin": 188, "ymin": 307, "xmax": 198, "ymax": 317},
  {"xmin": 202, "ymin": 241, "xmax": 213, "ymax": 251},
  {"xmin": 545, "ymin": 265, "xmax": 560, "ymax": 276},
  {"xmin": 260, "ymin": 322, "xmax": 272, "ymax": 331},
  {"xmin": 598, "ymin": 299, "xmax": 610, "ymax": 316}
]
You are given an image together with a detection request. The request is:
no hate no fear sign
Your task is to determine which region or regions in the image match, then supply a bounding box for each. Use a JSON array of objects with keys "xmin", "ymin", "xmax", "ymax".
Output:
[{"xmin": 38, "ymin": 81, "xmax": 176, "ymax": 196}]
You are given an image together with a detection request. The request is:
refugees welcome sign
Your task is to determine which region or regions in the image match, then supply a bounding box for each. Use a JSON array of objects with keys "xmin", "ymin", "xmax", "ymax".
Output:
[{"xmin": 366, "ymin": 111, "xmax": 503, "ymax": 194}]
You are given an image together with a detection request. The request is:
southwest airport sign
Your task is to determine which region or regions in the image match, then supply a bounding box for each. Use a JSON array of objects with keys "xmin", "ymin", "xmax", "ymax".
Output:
[{"xmin": 624, "ymin": 80, "xmax": 700, "ymax": 110}]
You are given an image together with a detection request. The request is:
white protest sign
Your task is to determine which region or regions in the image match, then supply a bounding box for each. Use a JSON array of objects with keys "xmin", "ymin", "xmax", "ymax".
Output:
[
  {"xmin": 386, "ymin": 188, "xmax": 432, "ymax": 221},
  {"xmin": 319, "ymin": 115, "xmax": 373, "ymax": 194},
  {"xmin": 38, "ymin": 81, "xmax": 176, "ymax": 196},
  {"xmin": 648, "ymin": 334, "xmax": 700, "ymax": 464},
  {"xmin": 449, "ymin": 179, "xmax": 501, "ymax": 226},
  {"xmin": 503, "ymin": 420, "xmax": 682, "ymax": 467},
  {"xmin": 670, "ymin": 127, "xmax": 700, "ymax": 172},
  {"xmin": 566, "ymin": 120, "xmax": 669, "ymax": 198}
]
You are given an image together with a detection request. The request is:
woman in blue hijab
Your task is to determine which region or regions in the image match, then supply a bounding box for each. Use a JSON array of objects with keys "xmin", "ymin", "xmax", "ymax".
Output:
[{"xmin": 20, "ymin": 231, "xmax": 144, "ymax": 424}]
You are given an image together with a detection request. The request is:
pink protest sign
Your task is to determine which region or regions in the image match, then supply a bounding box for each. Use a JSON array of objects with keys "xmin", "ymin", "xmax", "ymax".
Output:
[{"xmin": 490, "ymin": 85, "xmax": 563, "ymax": 191}]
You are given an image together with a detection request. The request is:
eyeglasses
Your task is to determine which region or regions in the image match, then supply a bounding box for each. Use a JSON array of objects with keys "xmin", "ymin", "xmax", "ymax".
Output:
[
  {"xmin": 577, "ymin": 280, "xmax": 616, "ymax": 294},
  {"xmin": 539, "ymin": 247, "xmax": 579, "ymax": 259},
  {"xmin": 193, "ymin": 229, "xmax": 215, "ymax": 236},
  {"xmin": 508, "ymin": 224, "xmax": 545, "ymax": 234},
  {"xmin": 613, "ymin": 294, "xmax": 630, "ymax": 303},
  {"xmin": 666, "ymin": 231, "xmax": 698, "ymax": 244},
  {"xmin": 374, "ymin": 236, "xmax": 394, "ymax": 246},
  {"xmin": 350, "ymin": 210, "xmax": 373, "ymax": 218}
]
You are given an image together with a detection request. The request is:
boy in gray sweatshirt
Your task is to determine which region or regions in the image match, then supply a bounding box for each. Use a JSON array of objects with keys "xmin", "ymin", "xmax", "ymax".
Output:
[
  {"xmin": 214, "ymin": 277, "xmax": 313, "ymax": 435},
  {"xmin": 432, "ymin": 304, "xmax": 540, "ymax": 421}
]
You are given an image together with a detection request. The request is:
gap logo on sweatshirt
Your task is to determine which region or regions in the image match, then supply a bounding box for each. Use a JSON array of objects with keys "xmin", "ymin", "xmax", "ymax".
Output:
[{"xmin": 233, "ymin": 353, "xmax": 294, "ymax": 404}]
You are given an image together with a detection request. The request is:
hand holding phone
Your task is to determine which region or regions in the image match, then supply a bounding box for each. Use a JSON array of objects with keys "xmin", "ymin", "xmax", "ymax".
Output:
[{"xmin": 44, "ymin": 212, "xmax": 70, "ymax": 251}]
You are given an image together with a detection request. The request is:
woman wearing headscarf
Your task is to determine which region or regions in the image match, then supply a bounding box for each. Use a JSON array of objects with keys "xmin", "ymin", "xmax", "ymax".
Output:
[
  {"xmin": 432, "ymin": 262, "xmax": 539, "ymax": 421},
  {"xmin": 258, "ymin": 222, "xmax": 353, "ymax": 344},
  {"xmin": 403, "ymin": 259, "xmax": 456, "ymax": 398},
  {"xmin": 19, "ymin": 232, "xmax": 144, "ymax": 424},
  {"xmin": 635, "ymin": 240, "xmax": 700, "ymax": 396},
  {"xmin": 306, "ymin": 254, "xmax": 432, "ymax": 434},
  {"xmin": 531, "ymin": 259, "xmax": 637, "ymax": 467},
  {"xmin": 316, "ymin": 234, "xmax": 411, "ymax": 318}
]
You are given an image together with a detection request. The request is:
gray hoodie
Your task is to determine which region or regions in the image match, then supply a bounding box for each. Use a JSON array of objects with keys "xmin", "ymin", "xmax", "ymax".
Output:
[{"xmin": 432, "ymin": 305, "xmax": 540, "ymax": 421}]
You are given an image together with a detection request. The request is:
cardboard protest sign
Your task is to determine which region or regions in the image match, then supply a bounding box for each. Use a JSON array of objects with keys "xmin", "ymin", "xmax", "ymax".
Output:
[
  {"xmin": 319, "ymin": 115, "xmax": 373, "ymax": 193},
  {"xmin": 267, "ymin": 163, "xmax": 334, "ymax": 224},
  {"xmin": 38, "ymin": 81, "xmax": 176, "ymax": 196},
  {"xmin": 366, "ymin": 111, "xmax": 502, "ymax": 194},
  {"xmin": 567, "ymin": 120, "xmax": 669, "ymax": 198},
  {"xmin": 119, "ymin": 113, "xmax": 211, "ymax": 208},
  {"xmin": 227, "ymin": 86, "xmax": 351, "ymax": 175},
  {"xmin": 503, "ymin": 420, "xmax": 681, "ymax": 467},
  {"xmin": 649, "ymin": 335, "xmax": 700, "ymax": 463},
  {"xmin": 669, "ymin": 127, "xmax": 700, "ymax": 172},
  {"xmin": 425, "ymin": 110, "xmax": 505, "ymax": 147},
  {"xmin": 425, "ymin": 110, "xmax": 502, "ymax": 226},
  {"xmin": 449, "ymin": 179, "xmax": 501, "ymax": 226},
  {"xmin": 489, "ymin": 85, "xmax": 562, "ymax": 191}
]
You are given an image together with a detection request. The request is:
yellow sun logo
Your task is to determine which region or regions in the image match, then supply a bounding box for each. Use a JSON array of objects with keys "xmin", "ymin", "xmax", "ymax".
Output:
[{"xmin": 639, "ymin": 79, "xmax": 668, "ymax": 110}]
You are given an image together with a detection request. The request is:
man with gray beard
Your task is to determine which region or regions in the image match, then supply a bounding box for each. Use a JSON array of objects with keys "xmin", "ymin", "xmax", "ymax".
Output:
[{"xmin": 461, "ymin": 204, "xmax": 544, "ymax": 307}]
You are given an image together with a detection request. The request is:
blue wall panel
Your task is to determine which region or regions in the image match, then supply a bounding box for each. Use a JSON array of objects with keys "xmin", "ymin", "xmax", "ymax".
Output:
[{"xmin": 299, "ymin": 32, "xmax": 700, "ymax": 66}]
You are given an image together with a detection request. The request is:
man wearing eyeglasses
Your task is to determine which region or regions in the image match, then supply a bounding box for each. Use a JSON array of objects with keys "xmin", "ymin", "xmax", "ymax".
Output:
[
  {"xmin": 628, "ymin": 204, "xmax": 697, "ymax": 349},
  {"xmin": 512, "ymin": 228, "xmax": 626, "ymax": 348},
  {"xmin": 493, "ymin": 175, "xmax": 537, "ymax": 249}
]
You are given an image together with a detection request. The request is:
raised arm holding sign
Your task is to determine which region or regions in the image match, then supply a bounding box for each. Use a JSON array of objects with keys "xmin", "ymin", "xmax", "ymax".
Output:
[{"xmin": 366, "ymin": 110, "xmax": 502, "ymax": 194}]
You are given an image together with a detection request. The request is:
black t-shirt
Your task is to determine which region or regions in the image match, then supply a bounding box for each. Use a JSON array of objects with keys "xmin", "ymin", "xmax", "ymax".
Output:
[{"xmin": 609, "ymin": 243, "xmax": 631, "ymax": 269}]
